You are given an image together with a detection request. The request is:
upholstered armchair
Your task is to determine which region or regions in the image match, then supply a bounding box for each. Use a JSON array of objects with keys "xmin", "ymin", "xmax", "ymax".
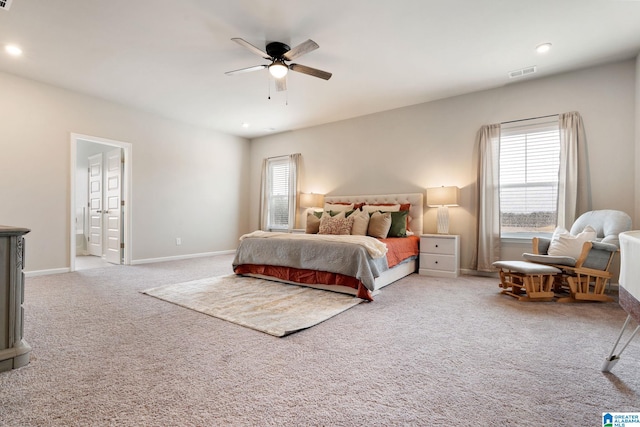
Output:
[{"xmin": 523, "ymin": 210, "xmax": 632, "ymax": 302}]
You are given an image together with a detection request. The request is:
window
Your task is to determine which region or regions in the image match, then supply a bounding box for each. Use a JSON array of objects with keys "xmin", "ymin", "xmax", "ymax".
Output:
[
  {"xmin": 261, "ymin": 154, "xmax": 300, "ymax": 231},
  {"xmin": 499, "ymin": 118, "xmax": 560, "ymax": 236},
  {"xmin": 266, "ymin": 157, "xmax": 291, "ymax": 229}
]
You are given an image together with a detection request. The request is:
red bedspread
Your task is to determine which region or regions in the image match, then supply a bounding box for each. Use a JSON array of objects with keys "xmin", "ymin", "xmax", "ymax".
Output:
[
  {"xmin": 380, "ymin": 235, "xmax": 420, "ymax": 268},
  {"xmin": 233, "ymin": 235, "xmax": 420, "ymax": 301}
]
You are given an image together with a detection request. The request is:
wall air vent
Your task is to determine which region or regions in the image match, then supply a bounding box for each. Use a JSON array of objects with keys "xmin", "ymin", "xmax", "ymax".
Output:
[
  {"xmin": 508, "ymin": 66, "xmax": 537, "ymax": 79},
  {"xmin": 0, "ymin": 0, "xmax": 13, "ymax": 11}
]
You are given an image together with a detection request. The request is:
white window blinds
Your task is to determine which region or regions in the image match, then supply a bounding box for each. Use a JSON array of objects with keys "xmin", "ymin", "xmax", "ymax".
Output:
[
  {"xmin": 499, "ymin": 117, "xmax": 560, "ymax": 234},
  {"xmin": 267, "ymin": 158, "xmax": 290, "ymax": 229}
]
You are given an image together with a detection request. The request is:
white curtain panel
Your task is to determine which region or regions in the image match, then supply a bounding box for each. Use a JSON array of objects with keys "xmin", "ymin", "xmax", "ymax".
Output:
[
  {"xmin": 259, "ymin": 158, "xmax": 269, "ymax": 230},
  {"xmin": 476, "ymin": 124, "xmax": 501, "ymax": 272},
  {"xmin": 557, "ymin": 111, "xmax": 590, "ymax": 229},
  {"xmin": 287, "ymin": 153, "xmax": 301, "ymax": 230}
]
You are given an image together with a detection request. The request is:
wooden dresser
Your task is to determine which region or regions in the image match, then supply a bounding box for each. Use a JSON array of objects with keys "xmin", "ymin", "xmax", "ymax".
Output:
[{"xmin": 0, "ymin": 225, "xmax": 31, "ymax": 372}]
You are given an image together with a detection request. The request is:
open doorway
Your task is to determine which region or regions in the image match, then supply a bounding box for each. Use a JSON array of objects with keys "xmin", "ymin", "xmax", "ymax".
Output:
[{"xmin": 70, "ymin": 133, "xmax": 132, "ymax": 272}]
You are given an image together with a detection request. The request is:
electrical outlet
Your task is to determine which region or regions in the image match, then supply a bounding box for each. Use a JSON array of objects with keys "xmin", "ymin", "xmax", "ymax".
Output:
[{"xmin": 176, "ymin": 237, "xmax": 181, "ymax": 246}]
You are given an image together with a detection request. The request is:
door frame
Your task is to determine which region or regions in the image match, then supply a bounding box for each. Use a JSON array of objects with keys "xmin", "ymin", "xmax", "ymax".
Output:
[{"xmin": 70, "ymin": 133, "xmax": 133, "ymax": 271}]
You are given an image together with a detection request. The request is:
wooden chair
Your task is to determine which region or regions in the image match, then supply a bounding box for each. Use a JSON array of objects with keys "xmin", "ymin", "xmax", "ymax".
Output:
[
  {"xmin": 523, "ymin": 210, "xmax": 631, "ymax": 303},
  {"xmin": 527, "ymin": 238, "xmax": 616, "ymax": 302}
]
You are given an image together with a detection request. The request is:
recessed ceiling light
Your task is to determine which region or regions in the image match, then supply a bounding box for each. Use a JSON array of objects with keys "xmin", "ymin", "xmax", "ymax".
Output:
[
  {"xmin": 536, "ymin": 43, "xmax": 552, "ymax": 54},
  {"xmin": 241, "ymin": 122, "xmax": 250, "ymax": 128},
  {"xmin": 5, "ymin": 44, "xmax": 22, "ymax": 56}
]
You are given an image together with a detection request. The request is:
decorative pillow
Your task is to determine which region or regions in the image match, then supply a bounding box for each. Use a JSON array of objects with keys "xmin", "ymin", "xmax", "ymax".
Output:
[
  {"xmin": 387, "ymin": 210, "xmax": 409, "ymax": 237},
  {"xmin": 319, "ymin": 212, "xmax": 354, "ymax": 235},
  {"xmin": 323, "ymin": 203, "xmax": 354, "ymax": 212},
  {"xmin": 367, "ymin": 211, "xmax": 392, "ymax": 238},
  {"xmin": 324, "ymin": 210, "xmax": 344, "ymax": 219},
  {"xmin": 306, "ymin": 212, "xmax": 321, "ymax": 234},
  {"xmin": 331, "ymin": 210, "xmax": 355, "ymax": 217},
  {"xmin": 362, "ymin": 203, "xmax": 401, "ymax": 213},
  {"xmin": 548, "ymin": 225, "xmax": 597, "ymax": 259},
  {"xmin": 351, "ymin": 210, "xmax": 370, "ymax": 236}
]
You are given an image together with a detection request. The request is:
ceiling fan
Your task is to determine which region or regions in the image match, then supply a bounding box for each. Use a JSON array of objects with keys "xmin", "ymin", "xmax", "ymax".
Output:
[{"xmin": 225, "ymin": 38, "xmax": 332, "ymax": 92}]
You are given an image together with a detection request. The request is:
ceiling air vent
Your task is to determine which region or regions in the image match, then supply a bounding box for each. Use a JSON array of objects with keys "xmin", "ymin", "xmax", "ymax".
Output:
[
  {"xmin": 0, "ymin": 0, "xmax": 13, "ymax": 11},
  {"xmin": 508, "ymin": 66, "xmax": 537, "ymax": 79}
]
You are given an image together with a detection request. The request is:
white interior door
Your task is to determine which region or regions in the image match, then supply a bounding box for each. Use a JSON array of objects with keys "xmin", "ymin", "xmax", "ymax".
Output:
[
  {"xmin": 88, "ymin": 153, "xmax": 103, "ymax": 257},
  {"xmin": 105, "ymin": 148, "xmax": 123, "ymax": 264}
]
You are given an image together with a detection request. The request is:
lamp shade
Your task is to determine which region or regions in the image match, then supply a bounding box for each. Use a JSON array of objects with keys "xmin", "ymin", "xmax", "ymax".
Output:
[
  {"xmin": 426, "ymin": 186, "xmax": 460, "ymax": 207},
  {"xmin": 299, "ymin": 193, "xmax": 324, "ymax": 208}
]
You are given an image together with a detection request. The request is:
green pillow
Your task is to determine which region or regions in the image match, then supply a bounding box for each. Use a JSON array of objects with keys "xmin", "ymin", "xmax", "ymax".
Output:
[
  {"xmin": 330, "ymin": 210, "xmax": 355, "ymax": 217},
  {"xmin": 387, "ymin": 210, "xmax": 408, "ymax": 237}
]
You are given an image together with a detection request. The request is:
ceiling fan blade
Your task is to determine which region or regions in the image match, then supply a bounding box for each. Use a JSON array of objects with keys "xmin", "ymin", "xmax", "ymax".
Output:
[
  {"xmin": 225, "ymin": 64, "xmax": 267, "ymax": 75},
  {"xmin": 275, "ymin": 76, "xmax": 287, "ymax": 92},
  {"xmin": 283, "ymin": 39, "xmax": 319, "ymax": 60},
  {"xmin": 231, "ymin": 38, "xmax": 270, "ymax": 59},
  {"xmin": 289, "ymin": 63, "xmax": 332, "ymax": 80}
]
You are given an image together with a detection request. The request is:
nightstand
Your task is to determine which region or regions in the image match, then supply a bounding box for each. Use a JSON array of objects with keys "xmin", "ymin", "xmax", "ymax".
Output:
[{"xmin": 419, "ymin": 234, "xmax": 460, "ymax": 278}]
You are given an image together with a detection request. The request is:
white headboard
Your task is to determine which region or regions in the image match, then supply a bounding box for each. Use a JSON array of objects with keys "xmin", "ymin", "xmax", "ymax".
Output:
[{"xmin": 324, "ymin": 193, "xmax": 424, "ymax": 235}]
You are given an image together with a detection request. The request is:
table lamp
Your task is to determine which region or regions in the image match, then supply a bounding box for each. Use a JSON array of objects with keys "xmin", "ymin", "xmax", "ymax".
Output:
[{"xmin": 426, "ymin": 186, "xmax": 460, "ymax": 234}]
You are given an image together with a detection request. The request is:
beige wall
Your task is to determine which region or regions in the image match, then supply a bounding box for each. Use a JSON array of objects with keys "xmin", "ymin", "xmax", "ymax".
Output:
[
  {"xmin": 250, "ymin": 59, "xmax": 637, "ymax": 271},
  {"xmin": 0, "ymin": 71, "xmax": 251, "ymax": 273},
  {"xmin": 636, "ymin": 54, "xmax": 640, "ymax": 228},
  {"xmin": 2, "ymin": 58, "xmax": 635, "ymax": 274}
]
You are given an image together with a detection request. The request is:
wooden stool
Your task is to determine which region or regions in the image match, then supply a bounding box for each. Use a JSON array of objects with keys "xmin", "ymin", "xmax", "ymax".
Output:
[{"xmin": 493, "ymin": 261, "xmax": 562, "ymax": 302}]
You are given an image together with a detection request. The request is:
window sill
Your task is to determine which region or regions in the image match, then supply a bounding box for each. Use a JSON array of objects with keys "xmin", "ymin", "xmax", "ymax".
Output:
[{"xmin": 501, "ymin": 232, "xmax": 552, "ymax": 243}]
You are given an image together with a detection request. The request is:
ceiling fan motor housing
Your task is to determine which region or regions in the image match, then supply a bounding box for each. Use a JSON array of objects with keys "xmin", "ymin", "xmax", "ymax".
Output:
[{"xmin": 266, "ymin": 42, "xmax": 291, "ymax": 58}]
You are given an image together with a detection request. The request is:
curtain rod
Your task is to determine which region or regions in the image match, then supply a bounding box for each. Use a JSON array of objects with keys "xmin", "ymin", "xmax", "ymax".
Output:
[
  {"xmin": 501, "ymin": 113, "xmax": 558, "ymax": 125},
  {"xmin": 266, "ymin": 152, "xmax": 301, "ymax": 160}
]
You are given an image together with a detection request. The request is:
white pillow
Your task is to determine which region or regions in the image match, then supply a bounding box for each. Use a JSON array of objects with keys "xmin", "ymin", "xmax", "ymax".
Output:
[
  {"xmin": 361, "ymin": 204, "xmax": 401, "ymax": 213},
  {"xmin": 547, "ymin": 225, "xmax": 597, "ymax": 259},
  {"xmin": 323, "ymin": 203, "xmax": 354, "ymax": 212}
]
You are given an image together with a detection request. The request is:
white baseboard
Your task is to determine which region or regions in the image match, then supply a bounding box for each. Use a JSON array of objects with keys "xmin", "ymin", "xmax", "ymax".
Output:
[
  {"xmin": 461, "ymin": 268, "xmax": 499, "ymax": 277},
  {"xmin": 131, "ymin": 250, "xmax": 235, "ymax": 265},
  {"xmin": 24, "ymin": 250, "xmax": 235, "ymax": 277},
  {"xmin": 25, "ymin": 267, "xmax": 70, "ymax": 278}
]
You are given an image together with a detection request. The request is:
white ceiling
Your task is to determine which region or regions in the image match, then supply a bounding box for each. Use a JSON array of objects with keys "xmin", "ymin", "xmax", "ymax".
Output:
[{"xmin": 1, "ymin": 0, "xmax": 639, "ymax": 139}]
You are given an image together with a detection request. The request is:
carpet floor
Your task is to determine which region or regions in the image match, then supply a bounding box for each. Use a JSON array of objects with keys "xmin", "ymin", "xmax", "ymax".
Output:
[{"xmin": 1, "ymin": 254, "xmax": 639, "ymax": 426}]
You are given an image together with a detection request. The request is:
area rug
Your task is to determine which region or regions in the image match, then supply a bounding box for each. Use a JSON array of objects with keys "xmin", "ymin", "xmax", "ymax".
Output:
[{"xmin": 142, "ymin": 275, "xmax": 363, "ymax": 337}]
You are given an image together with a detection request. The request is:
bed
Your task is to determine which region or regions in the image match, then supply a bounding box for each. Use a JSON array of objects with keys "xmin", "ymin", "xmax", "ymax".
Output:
[{"xmin": 233, "ymin": 193, "xmax": 423, "ymax": 301}]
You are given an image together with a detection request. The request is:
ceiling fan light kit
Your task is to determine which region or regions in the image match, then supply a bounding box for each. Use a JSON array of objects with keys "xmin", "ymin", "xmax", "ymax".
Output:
[
  {"xmin": 226, "ymin": 37, "xmax": 332, "ymax": 93},
  {"xmin": 268, "ymin": 60, "xmax": 288, "ymax": 79}
]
